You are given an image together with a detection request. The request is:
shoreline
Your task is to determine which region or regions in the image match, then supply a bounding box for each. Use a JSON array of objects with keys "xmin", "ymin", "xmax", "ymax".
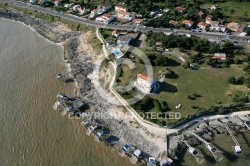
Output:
[
  {"xmin": 2, "ymin": 7, "xmax": 250, "ymax": 166},
  {"xmin": 0, "ymin": 8, "xmax": 166, "ymax": 164}
]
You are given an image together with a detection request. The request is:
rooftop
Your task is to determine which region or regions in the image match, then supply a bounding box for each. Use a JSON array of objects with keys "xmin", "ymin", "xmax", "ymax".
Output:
[{"xmin": 137, "ymin": 73, "xmax": 153, "ymax": 82}]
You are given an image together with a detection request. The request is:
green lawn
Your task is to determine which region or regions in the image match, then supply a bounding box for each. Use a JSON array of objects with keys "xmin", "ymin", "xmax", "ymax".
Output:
[
  {"xmin": 150, "ymin": 60, "xmax": 246, "ymax": 120},
  {"xmin": 201, "ymin": 2, "xmax": 250, "ymax": 23}
]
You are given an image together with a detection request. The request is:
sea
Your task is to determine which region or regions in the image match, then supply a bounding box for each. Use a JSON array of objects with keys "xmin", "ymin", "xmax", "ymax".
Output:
[{"xmin": 0, "ymin": 18, "xmax": 134, "ymax": 166}]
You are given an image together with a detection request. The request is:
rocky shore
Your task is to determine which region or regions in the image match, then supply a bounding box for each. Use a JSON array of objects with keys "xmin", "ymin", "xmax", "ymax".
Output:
[{"xmin": 0, "ymin": 8, "xmax": 162, "ymax": 164}]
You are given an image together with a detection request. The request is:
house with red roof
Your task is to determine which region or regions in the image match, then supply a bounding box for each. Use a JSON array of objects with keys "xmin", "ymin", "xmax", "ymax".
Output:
[
  {"xmin": 197, "ymin": 22, "xmax": 208, "ymax": 30},
  {"xmin": 213, "ymin": 53, "xmax": 226, "ymax": 62},
  {"xmin": 134, "ymin": 74, "xmax": 156, "ymax": 94},
  {"xmin": 183, "ymin": 20, "xmax": 193, "ymax": 28},
  {"xmin": 112, "ymin": 30, "xmax": 120, "ymax": 37},
  {"xmin": 169, "ymin": 20, "xmax": 178, "ymax": 26},
  {"xmin": 176, "ymin": 7, "xmax": 186, "ymax": 14}
]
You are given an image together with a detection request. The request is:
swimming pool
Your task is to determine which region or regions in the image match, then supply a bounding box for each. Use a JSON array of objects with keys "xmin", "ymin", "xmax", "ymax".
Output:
[
  {"xmin": 113, "ymin": 49, "xmax": 121, "ymax": 56},
  {"xmin": 112, "ymin": 48, "xmax": 124, "ymax": 58}
]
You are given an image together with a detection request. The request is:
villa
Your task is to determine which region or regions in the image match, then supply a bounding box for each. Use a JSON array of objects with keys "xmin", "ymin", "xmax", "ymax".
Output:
[
  {"xmin": 117, "ymin": 10, "xmax": 135, "ymax": 22},
  {"xmin": 117, "ymin": 35, "xmax": 133, "ymax": 46},
  {"xmin": 205, "ymin": 15, "xmax": 213, "ymax": 24},
  {"xmin": 134, "ymin": 74, "xmax": 157, "ymax": 94}
]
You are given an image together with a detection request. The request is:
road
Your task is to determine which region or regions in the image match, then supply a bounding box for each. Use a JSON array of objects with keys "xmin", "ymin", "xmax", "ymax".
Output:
[{"xmin": 2, "ymin": 0, "xmax": 250, "ymax": 44}]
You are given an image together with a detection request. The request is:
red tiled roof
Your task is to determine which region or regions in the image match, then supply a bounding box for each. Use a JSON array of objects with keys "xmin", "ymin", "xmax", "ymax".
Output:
[
  {"xmin": 137, "ymin": 74, "xmax": 152, "ymax": 81},
  {"xmin": 198, "ymin": 22, "xmax": 207, "ymax": 27},
  {"xmin": 117, "ymin": 10, "xmax": 131, "ymax": 16},
  {"xmin": 183, "ymin": 20, "xmax": 193, "ymax": 25},
  {"xmin": 213, "ymin": 56, "xmax": 226, "ymax": 59},
  {"xmin": 176, "ymin": 6, "xmax": 186, "ymax": 12},
  {"xmin": 169, "ymin": 20, "xmax": 178, "ymax": 25},
  {"xmin": 112, "ymin": 30, "xmax": 119, "ymax": 34}
]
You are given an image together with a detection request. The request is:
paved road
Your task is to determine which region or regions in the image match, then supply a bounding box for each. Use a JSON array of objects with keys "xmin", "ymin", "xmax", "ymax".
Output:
[{"xmin": 2, "ymin": 0, "xmax": 250, "ymax": 43}]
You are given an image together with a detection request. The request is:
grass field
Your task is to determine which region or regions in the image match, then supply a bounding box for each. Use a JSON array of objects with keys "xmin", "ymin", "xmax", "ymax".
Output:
[
  {"xmin": 150, "ymin": 56, "xmax": 246, "ymax": 121},
  {"xmin": 201, "ymin": 2, "xmax": 250, "ymax": 23}
]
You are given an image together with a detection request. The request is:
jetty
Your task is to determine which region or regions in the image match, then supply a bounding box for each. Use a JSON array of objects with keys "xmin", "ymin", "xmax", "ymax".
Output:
[
  {"xmin": 223, "ymin": 123, "xmax": 242, "ymax": 154},
  {"xmin": 190, "ymin": 132, "xmax": 223, "ymax": 162},
  {"xmin": 183, "ymin": 141, "xmax": 204, "ymax": 164}
]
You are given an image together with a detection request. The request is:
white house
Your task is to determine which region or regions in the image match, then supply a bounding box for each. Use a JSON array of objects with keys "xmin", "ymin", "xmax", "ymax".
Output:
[
  {"xmin": 90, "ymin": 9, "xmax": 98, "ymax": 18},
  {"xmin": 117, "ymin": 10, "xmax": 135, "ymax": 22},
  {"xmin": 64, "ymin": 3, "xmax": 73, "ymax": 9},
  {"xmin": 115, "ymin": 5, "xmax": 128, "ymax": 12},
  {"xmin": 134, "ymin": 74, "xmax": 156, "ymax": 94},
  {"xmin": 95, "ymin": 14, "xmax": 115, "ymax": 24},
  {"xmin": 54, "ymin": 0, "xmax": 61, "ymax": 6},
  {"xmin": 210, "ymin": 5, "xmax": 217, "ymax": 10},
  {"xmin": 205, "ymin": 15, "xmax": 213, "ymax": 24},
  {"xmin": 29, "ymin": 0, "xmax": 37, "ymax": 3}
]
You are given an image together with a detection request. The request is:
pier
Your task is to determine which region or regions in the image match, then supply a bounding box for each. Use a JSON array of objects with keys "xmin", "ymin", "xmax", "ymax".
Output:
[
  {"xmin": 190, "ymin": 132, "xmax": 223, "ymax": 162},
  {"xmin": 223, "ymin": 122, "xmax": 242, "ymax": 154},
  {"xmin": 183, "ymin": 141, "xmax": 204, "ymax": 164}
]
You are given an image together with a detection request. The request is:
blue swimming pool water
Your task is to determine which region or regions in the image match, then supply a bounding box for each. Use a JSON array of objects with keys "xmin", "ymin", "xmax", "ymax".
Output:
[{"xmin": 113, "ymin": 49, "xmax": 121, "ymax": 56}]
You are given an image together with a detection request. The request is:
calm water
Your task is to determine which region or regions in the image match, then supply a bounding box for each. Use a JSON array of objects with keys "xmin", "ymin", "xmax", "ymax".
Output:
[{"xmin": 0, "ymin": 18, "xmax": 134, "ymax": 166}]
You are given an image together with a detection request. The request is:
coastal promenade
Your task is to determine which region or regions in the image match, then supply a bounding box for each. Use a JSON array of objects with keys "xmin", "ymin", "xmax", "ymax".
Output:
[{"xmin": 2, "ymin": 0, "xmax": 250, "ymax": 44}]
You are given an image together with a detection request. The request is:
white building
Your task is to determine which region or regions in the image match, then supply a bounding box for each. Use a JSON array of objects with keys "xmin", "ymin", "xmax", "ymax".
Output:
[
  {"xmin": 95, "ymin": 14, "xmax": 115, "ymax": 24},
  {"xmin": 117, "ymin": 10, "xmax": 135, "ymax": 22},
  {"xmin": 64, "ymin": 3, "xmax": 73, "ymax": 9},
  {"xmin": 134, "ymin": 74, "xmax": 156, "ymax": 94},
  {"xmin": 115, "ymin": 5, "xmax": 128, "ymax": 12},
  {"xmin": 29, "ymin": 0, "xmax": 37, "ymax": 3}
]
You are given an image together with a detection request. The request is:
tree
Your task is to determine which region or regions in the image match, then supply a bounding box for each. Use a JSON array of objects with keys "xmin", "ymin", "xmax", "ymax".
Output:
[
  {"xmin": 153, "ymin": 55, "xmax": 168, "ymax": 66},
  {"xmin": 222, "ymin": 40, "xmax": 234, "ymax": 51},
  {"xmin": 205, "ymin": 57, "xmax": 213, "ymax": 65},
  {"xmin": 230, "ymin": 9, "xmax": 235, "ymax": 15},
  {"xmin": 228, "ymin": 76, "xmax": 237, "ymax": 84},
  {"xmin": 247, "ymin": 29, "xmax": 250, "ymax": 36},
  {"xmin": 244, "ymin": 76, "xmax": 250, "ymax": 88}
]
